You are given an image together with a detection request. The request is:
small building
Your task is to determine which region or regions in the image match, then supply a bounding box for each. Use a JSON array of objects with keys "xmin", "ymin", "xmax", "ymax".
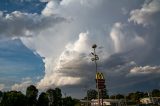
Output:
[
  {"xmin": 80, "ymin": 100, "xmax": 91, "ymax": 106},
  {"xmin": 91, "ymin": 99, "xmax": 126, "ymax": 106},
  {"xmin": 140, "ymin": 97, "xmax": 160, "ymax": 105}
]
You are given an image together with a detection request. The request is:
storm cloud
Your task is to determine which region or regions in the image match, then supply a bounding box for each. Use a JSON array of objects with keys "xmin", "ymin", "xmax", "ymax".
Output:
[{"xmin": 0, "ymin": 0, "xmax": 160, "ymax": 98}]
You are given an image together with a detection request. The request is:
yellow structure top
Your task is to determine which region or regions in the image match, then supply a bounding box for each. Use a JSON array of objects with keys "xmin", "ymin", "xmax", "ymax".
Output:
[{"xmin": 96, "ymin": 72, "xmax": 105, "ymax": 80}]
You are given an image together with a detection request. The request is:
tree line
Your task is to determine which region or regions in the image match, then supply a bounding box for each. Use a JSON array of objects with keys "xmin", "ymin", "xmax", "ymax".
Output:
[
  {"xmin": 0, "ymin": 85, "xmax": 160, "ymax": 106},
  {"xmin": 0, "ymin": 85, "xmax": 79, "ymax": 106},
  {"xmin": 110, "ymin": 89, "xmax": 160, "ymax": 104},
  {"xmin": 84, "ymin": 89, "xmax": 160, "ymax": 104}
]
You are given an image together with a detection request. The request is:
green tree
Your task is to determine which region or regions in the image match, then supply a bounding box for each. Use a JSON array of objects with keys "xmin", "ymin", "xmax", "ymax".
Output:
[
  {"xmin": 55, "ymin": 88, "xmax": 62, "ymax": 106},
  {"xmin": 73, "ymin": 99, "xmax": 81, "ymax": 106},
  {"xmin": 46, "ymin": 89, "xmax": 56, "ymax": 106},
  {"xmin": 110, "ymin": 94, "xmax": 123, "ymax": 99},
  {"xmin": 46, "ymin": 88, "xmax": 62, "ymax": 106},
  {"xmin": 110, "ymin": 95, "xmax": 116, "ymax": 99},
  {"xmin": 102, "ymin": 88, "xmax": 109, "ymax": 99},
  {"xmin": 26, "ymin": 85, "xmax": 38, "ymax": 106},
  {"xmin": 127, "ymin": 93, "xmax": 134, "ymax": 100},
  {"xmin": 86, "ymin": 89, "xmax": 98, "ymax": 100},
  {"xmin": 152, "ymin": 89, "xmax": 160, "ymax": 97},
  {"xmin": 37, "ymin": 92, "xmax": 49, "ymax": 106},
  {"xmin": 115, "ymin": 94, "xmax": 124, "ymax": 99},
  {"xmin": 0, "ymin": 90, "xmax": 2, "ymax": 96},
  {"xmin": 62, "ymin": 96, "xmax": 76, "ymax": 106},
  {"xmin": 143, "ymin": 92, "xmax": 149, "ymax": 97},
  {"xmin": 0, "ymin": 90, "xmax": 2, "ymax": 100},
  {"xmin": 127, "ymin": 91, "xmax": 144, "ymax": 104},
  {"xmin": 1, "ymin": 91, "xmax": 27, "ymax": 106}
]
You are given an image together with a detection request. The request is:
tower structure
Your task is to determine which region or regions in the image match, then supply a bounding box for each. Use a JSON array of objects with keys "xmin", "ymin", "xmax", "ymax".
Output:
[{"xmin": 91, "ymin": 44, "xmax": 106, "ymax": 106}]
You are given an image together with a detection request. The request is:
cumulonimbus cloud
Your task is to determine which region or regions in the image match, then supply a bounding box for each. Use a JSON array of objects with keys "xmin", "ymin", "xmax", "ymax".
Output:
[
  {"xmin": 1, "ymin": 0, "xmax": 160, "ymax": 95},
  {"xmin": 37, "ymin": 32, "xmax": 93, "ymax": 89},
  {"xmin": 18, "ymin": 0, "xmax": 157, "ymax": 91}
]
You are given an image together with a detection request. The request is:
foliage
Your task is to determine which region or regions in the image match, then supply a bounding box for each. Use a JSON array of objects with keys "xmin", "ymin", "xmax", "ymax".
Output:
[
  {"xmin": 127, "ymin": 91, "xmax": 148, "ymax": 104},
  {"xmin": 116, "ymin": 94, "xmax": 124, "ymax": 99},
  {"xmin": 46, "ymin": 88, "xmax": 62, "ymax": 106},
  {"xmin": 0, "ymin": 91, "xmax": 27, "ymax": 106},
  {"xmin": 85, "ymin": 89, "xmax": 98, "ymax": 100},
  {"xmin": 55, "ymin": 88, "xmax": 62, "ymax": 106},
  {"xmin": 46, "ymin": 89, "xmax": 56, "ymax": 106},
  {"xmin": 37, "ymin": 92, "xmax": 49, "ymax": 106},
  {"xmin": 110, "ymin": 95, "xmax": 116, "ymax": 99},
  {"xmin": 26, "ymin": 85, "xmax": 38, "ymax": 106},
  {"xmin": 0, "ymin": 91, "xmax": 2, "ymax": 97},
  {"xmin": 62, "ymin": 96, "xmax": 78, "ymax": 106},
  {"xmin": 152, "ymin": 89, "xmax": 160, "ymax": 97},
  {"xmin": 73, "ymin": 99, "xmax": 81, "ymax": 106},
  {"xmin": 109, "ymin": 90, "xmax": 160, "ymax": 105},
  {"xmin": 102, "ymin": 88, "xmax": 109, "ymax": 99},
  {"xmin": 0, "ymin": 85, "xmax": 77, "ymax": 106},
  {"xmin": 0, "ymin": 91, "xmax": 2, "ymax": 101},
  {"xmin": 85, "ymin": 89, "xmax": 109, "ymax": 100},
  {"xmin": 110, "ymin": 94, "xmax": 124, "ymax": 99},
  {"xmin": 0, "ymin": 85, "xmax": 160, "ymax": 106}
]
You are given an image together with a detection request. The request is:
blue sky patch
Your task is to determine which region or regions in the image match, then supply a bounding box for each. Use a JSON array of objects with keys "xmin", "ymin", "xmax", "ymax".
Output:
[
  {"xmin": 0, "ymin": 0, "xmax": 46, "ymax": 14},
  {"xmin": 0, "ymin": 39, "xmax": 44, "ymax": 86}
]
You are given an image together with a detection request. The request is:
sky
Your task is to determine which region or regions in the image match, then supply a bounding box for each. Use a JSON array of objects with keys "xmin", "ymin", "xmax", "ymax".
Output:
[{"xmin": 0, "ymin": 0, "xmax": 160, "ymax": 98}]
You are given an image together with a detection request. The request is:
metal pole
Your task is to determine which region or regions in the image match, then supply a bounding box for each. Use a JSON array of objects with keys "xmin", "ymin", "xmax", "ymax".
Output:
[
  {"xmin": 115, "ymin": 95, "xmax": 117, "ymax": 106},
  {"xmin": 125, "ymin": 95, "xmax": 127, "ymax": 106},
  {"xmin": 93, "ymin": 48, "xmax": 98, "ymax": 73},
  {"xmin": 92, "ymin": 44, "xmax": 100, "ymax": 106},
  {"xmin": 101, "ymin": 90, "xmax": 103, "ymax": 106},
  {"xmin": 87, "ymin": 90, "xmax": 89, "ymax": 106},
  {"xmin": 94, "ymin": 48, "xmax": 100, "ymax": 106}
]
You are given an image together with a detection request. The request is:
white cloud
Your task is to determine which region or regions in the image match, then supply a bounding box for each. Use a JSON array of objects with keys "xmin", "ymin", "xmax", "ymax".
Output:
[
  {"xmin": 23, "ymin": 0, "xmax": 149, "ymax": 91},
  {"xmin": 37, "ymin": 72, "xmax": 81, "ymax": 89},
  {"xmin": 110, "ymin": 22, "xmax": 145, "ymax": 53},
  {"xmin": 37, "ymin": 32, "xmax": 93, "ymax": 89},
  {"xmin": 0, "ymin": 84, "xmax": 5, "ymax": 90},
  {"xmin": 129, "ymin": 65, "xmax": 160, "ymax": 75},
  {"xmin": 0, "ymin": 11, "xmax": 65, "ymax": 38},
  {"xmin": 42, "ymin": 0, "xmax": 60, "ymax": 16},
  {"xmin": 67, "ymin": 32, "xmax": 91, "ymax": 53},
  {"xmin": 60, "ymin": 0, "xmax": 102, "ymax": 7},
  {"xmin": 11, "ymin": 78, "xmax": 32, "ymax": 92},
  {"xmin": 21, "ymin": 0, "xmax": 114, "ymax": 90},
  {"xmin": 111, "ymin": 61, "xmax": 136, "ymax": 74},
  {"xmin": 129, "ymin": 0, "xmax": 160, "ymax": 26}
]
